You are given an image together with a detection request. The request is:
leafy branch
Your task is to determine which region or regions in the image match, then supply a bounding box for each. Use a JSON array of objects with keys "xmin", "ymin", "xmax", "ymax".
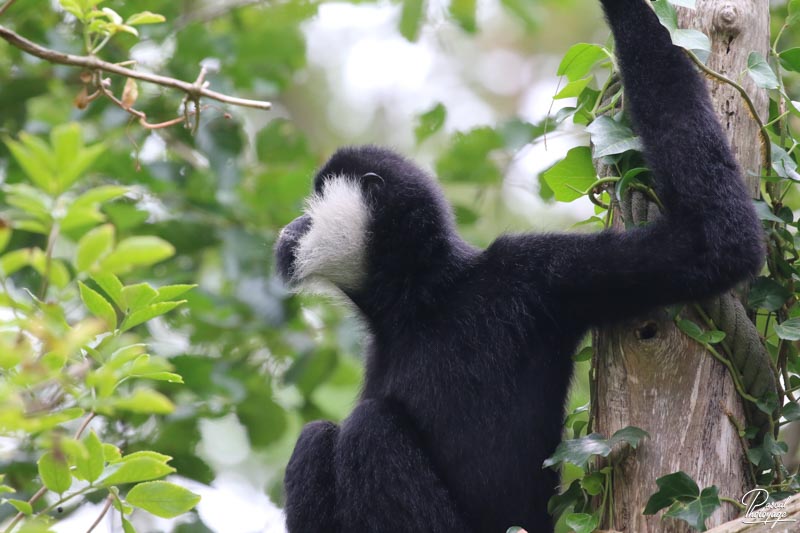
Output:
[{"xmin": 0, "ymin": 24, "xmax": 271, "ymax": 127}]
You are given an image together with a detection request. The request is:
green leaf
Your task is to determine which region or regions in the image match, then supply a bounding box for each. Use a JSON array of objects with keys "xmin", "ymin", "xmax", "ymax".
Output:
[
  {"xmin": 100, "ymin": 236, "xmax": 175, "ymax": 274},
  {"xmin": 122, "ymin": 517, "xmax": 137, "ymax": 533},
  {"xmin": 126, "ymin": 11, "xmax": 166, "ymax": 25},
  {"xmin": 6, "ymin": 499, "xmax": 32, "ymax": 515},
  {"xmin": 449, "ymin": 0, "xmax": 476, "ymax": 33},
  {"xmin": 121, "ymin": 283, "xmax": 159, "ymax": 312},
  {"xmin": 753, "ymin": 200, "xmax": 785, "ymax": 223},
  {"xmin": 125, "ymin": 481, "xmax": 200, "ymax": 518},
  {"xmin": 399, "ymin": 0, "xmax": 425, "ymax": 41},
  {"xmin": 565, "ymin": 513, "xmax": 600, "ymax": 533},
  {"xmin": 608, "ymin": 426, "xmax": 649, "ymax": 449},
  {"xmin": 779, "ymin": 47, "xmax": 800, "ymax": 73},
  {"xmin": 586, "ymin": 116, "xmax": 642, "ymax": 157},
  {"xmin": 554, "ymin": 77, "xmax": 593, "ymax": 100},
  {"xmin": 4, "ymin": 135, "xmax": 55, "ymax": 193},
  {"xmin": 782, "ymin": 402, "xmax": 800, "ymax": 422},
  {"xmin": 644, "ymin": 471, "xmax": 700, "ymax": 515},
  {"xmin": 436, "ymin": 127, "xmax": 504, "ymax": 183},
  {"xmin": 75, "ymin": 431, "xmax": 105, "ymax": 483},
  {"xmin": 153, "ymin": 284, "xmax": 196, "ymax": 303},
  {"xmin": 580, "ymin": 472, "xmax": 605, "ymax": 496},
  {"xmin": 79, "ymin": 281, "xmax": 117, "ymax": 328},
  {"xmin": 38, "ymin": 451, "xmax": 72, "ymax": 494},
  {"xmin": 669, "ymin": 0, "xmax": 696, "ymax": 7},
  {"xmin": 111, "ymin": 389, "xmax": 175, "ymax": 414},
  {"xmin": 0, "ymin": 224, "xmax": 10, "ymax": 253},
  {"xmin": 542, "ymin": 147, "xmax": 597, "ymax": 203},
  {"xmin": 62, "ymin": 185, "xmax": 128, "ymax": 231},
  {"xmin": 653, "ymin": 0, "xmax": 678, "ymax": 32},
  {"xmin": 100, "ymin": 456, "xmax": 175, "ymax": 486},
  {"xmin": 92, "ymin": 273, "xmax": 124, "ymax": 308},
  {"xmin": 775, "ymin": 318, "xmax": 800, "ymax": 341},
  {"xmin": 676, "ymin": 319, "xmax": 725, "ymax": 344},
  {"xmin": 120, "ymin": 301, "xmax": 184, "ymax": 332},
  {"xmin": 664, "ymin": 486, "xmax": 720, "ymax": 532},
  {"xmin": 415, "ymin": 103, "xmax": 446, "ymax": 143},
  {"xmin": 3, "ymin": 184, "xmax": 53, "ymax": 222},
  {"xmin": 790, "ymin": 0, "xmax": 800, "ymax": 26},
  {"xmin": 748, "ymin": 277, "xmax": 791, "ymax": 311},
  {"xmin": 76, "ymin": 224, "xmax": 115, "ymax": 272},
  {"xmin": 103, "ymin": 443, "xmax": 122, "ymax": 464},
  {"xmin": 672, "ymin": 29, "xmax": 711, "ymax": 58},
  {"xmin": 557, "ymin": 43, "xmax": 607, "ymax": 82},
  {"xmin": 543, "ymin": 433, "xmax": 611, "ymax": 469},
  {"xmin": 747, "ymin": 52, "xmax": 780, "ymax": 90}
]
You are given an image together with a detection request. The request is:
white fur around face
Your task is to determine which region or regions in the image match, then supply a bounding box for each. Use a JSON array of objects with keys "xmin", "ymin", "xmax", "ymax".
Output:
[{"xmin": 294, "ymin": 176, "xmax": 369, "ymax": 292}]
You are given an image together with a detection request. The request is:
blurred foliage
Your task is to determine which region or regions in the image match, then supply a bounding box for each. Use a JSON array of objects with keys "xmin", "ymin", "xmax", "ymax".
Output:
[{"xmin": 0, "ymin": 0, "xmax": 587, "ymax": 531}]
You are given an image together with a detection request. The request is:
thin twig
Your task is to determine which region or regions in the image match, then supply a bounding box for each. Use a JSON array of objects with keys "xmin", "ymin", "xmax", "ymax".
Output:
[
  {"xmin": 85, "ymin": 494, "xmax": 113, "ymax": 533},
  {"xmin": 0, "ymin": 0, "xmax": 17, "ymax": 17},
  {"xmin": 175, "ymin": 0, "xmax": 266, "ymax": 30},
  {"xmin": 0, "ymin": 24, "xmax": 271, "ymax": 111}
]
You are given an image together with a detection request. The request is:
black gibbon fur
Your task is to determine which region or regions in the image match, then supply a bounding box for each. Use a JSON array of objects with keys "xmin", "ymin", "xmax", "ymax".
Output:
[{"xmin": 276, "ymin": 0, "xmax": 765, "ymax": 530}]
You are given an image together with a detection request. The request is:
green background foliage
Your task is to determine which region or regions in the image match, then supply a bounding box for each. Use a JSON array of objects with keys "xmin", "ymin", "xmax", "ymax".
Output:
[{"xmin": 2, "ymin": 0, "xmax": 800, "ymax": 532}]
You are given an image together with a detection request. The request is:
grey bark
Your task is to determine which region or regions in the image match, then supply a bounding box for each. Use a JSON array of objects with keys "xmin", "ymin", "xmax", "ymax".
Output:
[{"xmin": 593, "ymin": 1, "xmax": 770, "ymax": 531}]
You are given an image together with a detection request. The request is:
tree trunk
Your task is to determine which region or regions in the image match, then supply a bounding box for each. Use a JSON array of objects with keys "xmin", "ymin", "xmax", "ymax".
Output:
[{"xmin": 593, "ymin": 1, "xmax": 769, "ymax": 531}]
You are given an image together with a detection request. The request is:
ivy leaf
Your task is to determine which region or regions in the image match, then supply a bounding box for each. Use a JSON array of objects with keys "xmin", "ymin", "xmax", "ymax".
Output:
[
  {"xmin": 542, "ymin": 147, "xmax": 597, "ymax": 203},
  {"xmin": 586, "ymin": 116, "xmax": 642, "ymax": 157},
  {"xmin": 608, "ymin": 426, "xmax": 649, "ymax": 449},
  {"xmin": 748, "ymin": 277, "xmax": 791, "ymax": 311},
  {"xmin": 565, "ymin": 513, "xmax": 600, "ymax": 533},
  {"xmin": 557, "ymin": 43, "xmax": 607, "ymax": 82},
  {"xmin": 79, "ymin": 281, "xmax": 117, "ymax": 329},
  {"xmin": 543, "ymin": 433, "xmax": 611, "ymax": 469},
  {"xmin": 781, "ymin": 402, "xmax": 800, "ymax": 422},
  {"xmin": 747, "ymin": 52, "xmax": 780, "ymax": 90},
  {"xmin": 664, "ymin": 486, "xmax": 720, "ymax": 532},
  {"xmin": 775, "ymin": 318, "xmax": 800, "ymax": 341},
  {"xmin": 668, "ymin": 0, "xmax": 696, "ymax": 8},
  {"xmin": 126, "ymin": 481, "xmax": 200, "ymax": 518},
  {"xmin": 38, "ymin": 451, "xmax": 72, "ymax": 494},
  {"xmin": 676, "ymin": 319, "xmax": 725, "ymax": 344},
  {"xmin": 554, "ymin": 77, "xmax": 593, "ymax": 100},
  {"xmin": 753, "ymin": 200, "xmax": 785, "ymax": 223},
  {"xmin": 644, "ymin": 471, "xmax": 701, "ymax": 514}
]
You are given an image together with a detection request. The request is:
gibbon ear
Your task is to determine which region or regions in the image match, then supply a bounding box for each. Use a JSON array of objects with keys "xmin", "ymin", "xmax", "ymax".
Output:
[{"xmin": 361, "ymin": 172, "xmax": 384, "ymax": 189}]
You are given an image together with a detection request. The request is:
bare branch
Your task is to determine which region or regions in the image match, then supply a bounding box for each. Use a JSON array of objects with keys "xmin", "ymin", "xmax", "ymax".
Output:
[
  {"xmin": 175, "ymin": 0, "xmax": 266, "ymax": 30},
  {"xmin": 0, "ymin": 0, "xmax": 17, "ymax": 18},
  {"xmin": 0, "ymin": 24, "xmax": 271, "ymax": 111}
]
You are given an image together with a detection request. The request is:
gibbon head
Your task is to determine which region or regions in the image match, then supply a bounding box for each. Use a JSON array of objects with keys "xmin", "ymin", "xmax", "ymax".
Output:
[{"xmin": 275, "ymin": 145, "xmax": 458, "ymax": 298}]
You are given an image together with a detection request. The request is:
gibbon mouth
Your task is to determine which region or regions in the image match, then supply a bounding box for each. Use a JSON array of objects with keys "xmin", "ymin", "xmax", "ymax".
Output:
[{"xmin": 275, "ymin": 214, "xmax": 312, "ymax": 284}]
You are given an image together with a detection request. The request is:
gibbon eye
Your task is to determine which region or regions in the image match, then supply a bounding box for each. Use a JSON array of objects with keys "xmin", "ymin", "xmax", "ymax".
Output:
[{"xmin": 361, "ymin": 172, "xmax": 384, "ymax": 187}]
